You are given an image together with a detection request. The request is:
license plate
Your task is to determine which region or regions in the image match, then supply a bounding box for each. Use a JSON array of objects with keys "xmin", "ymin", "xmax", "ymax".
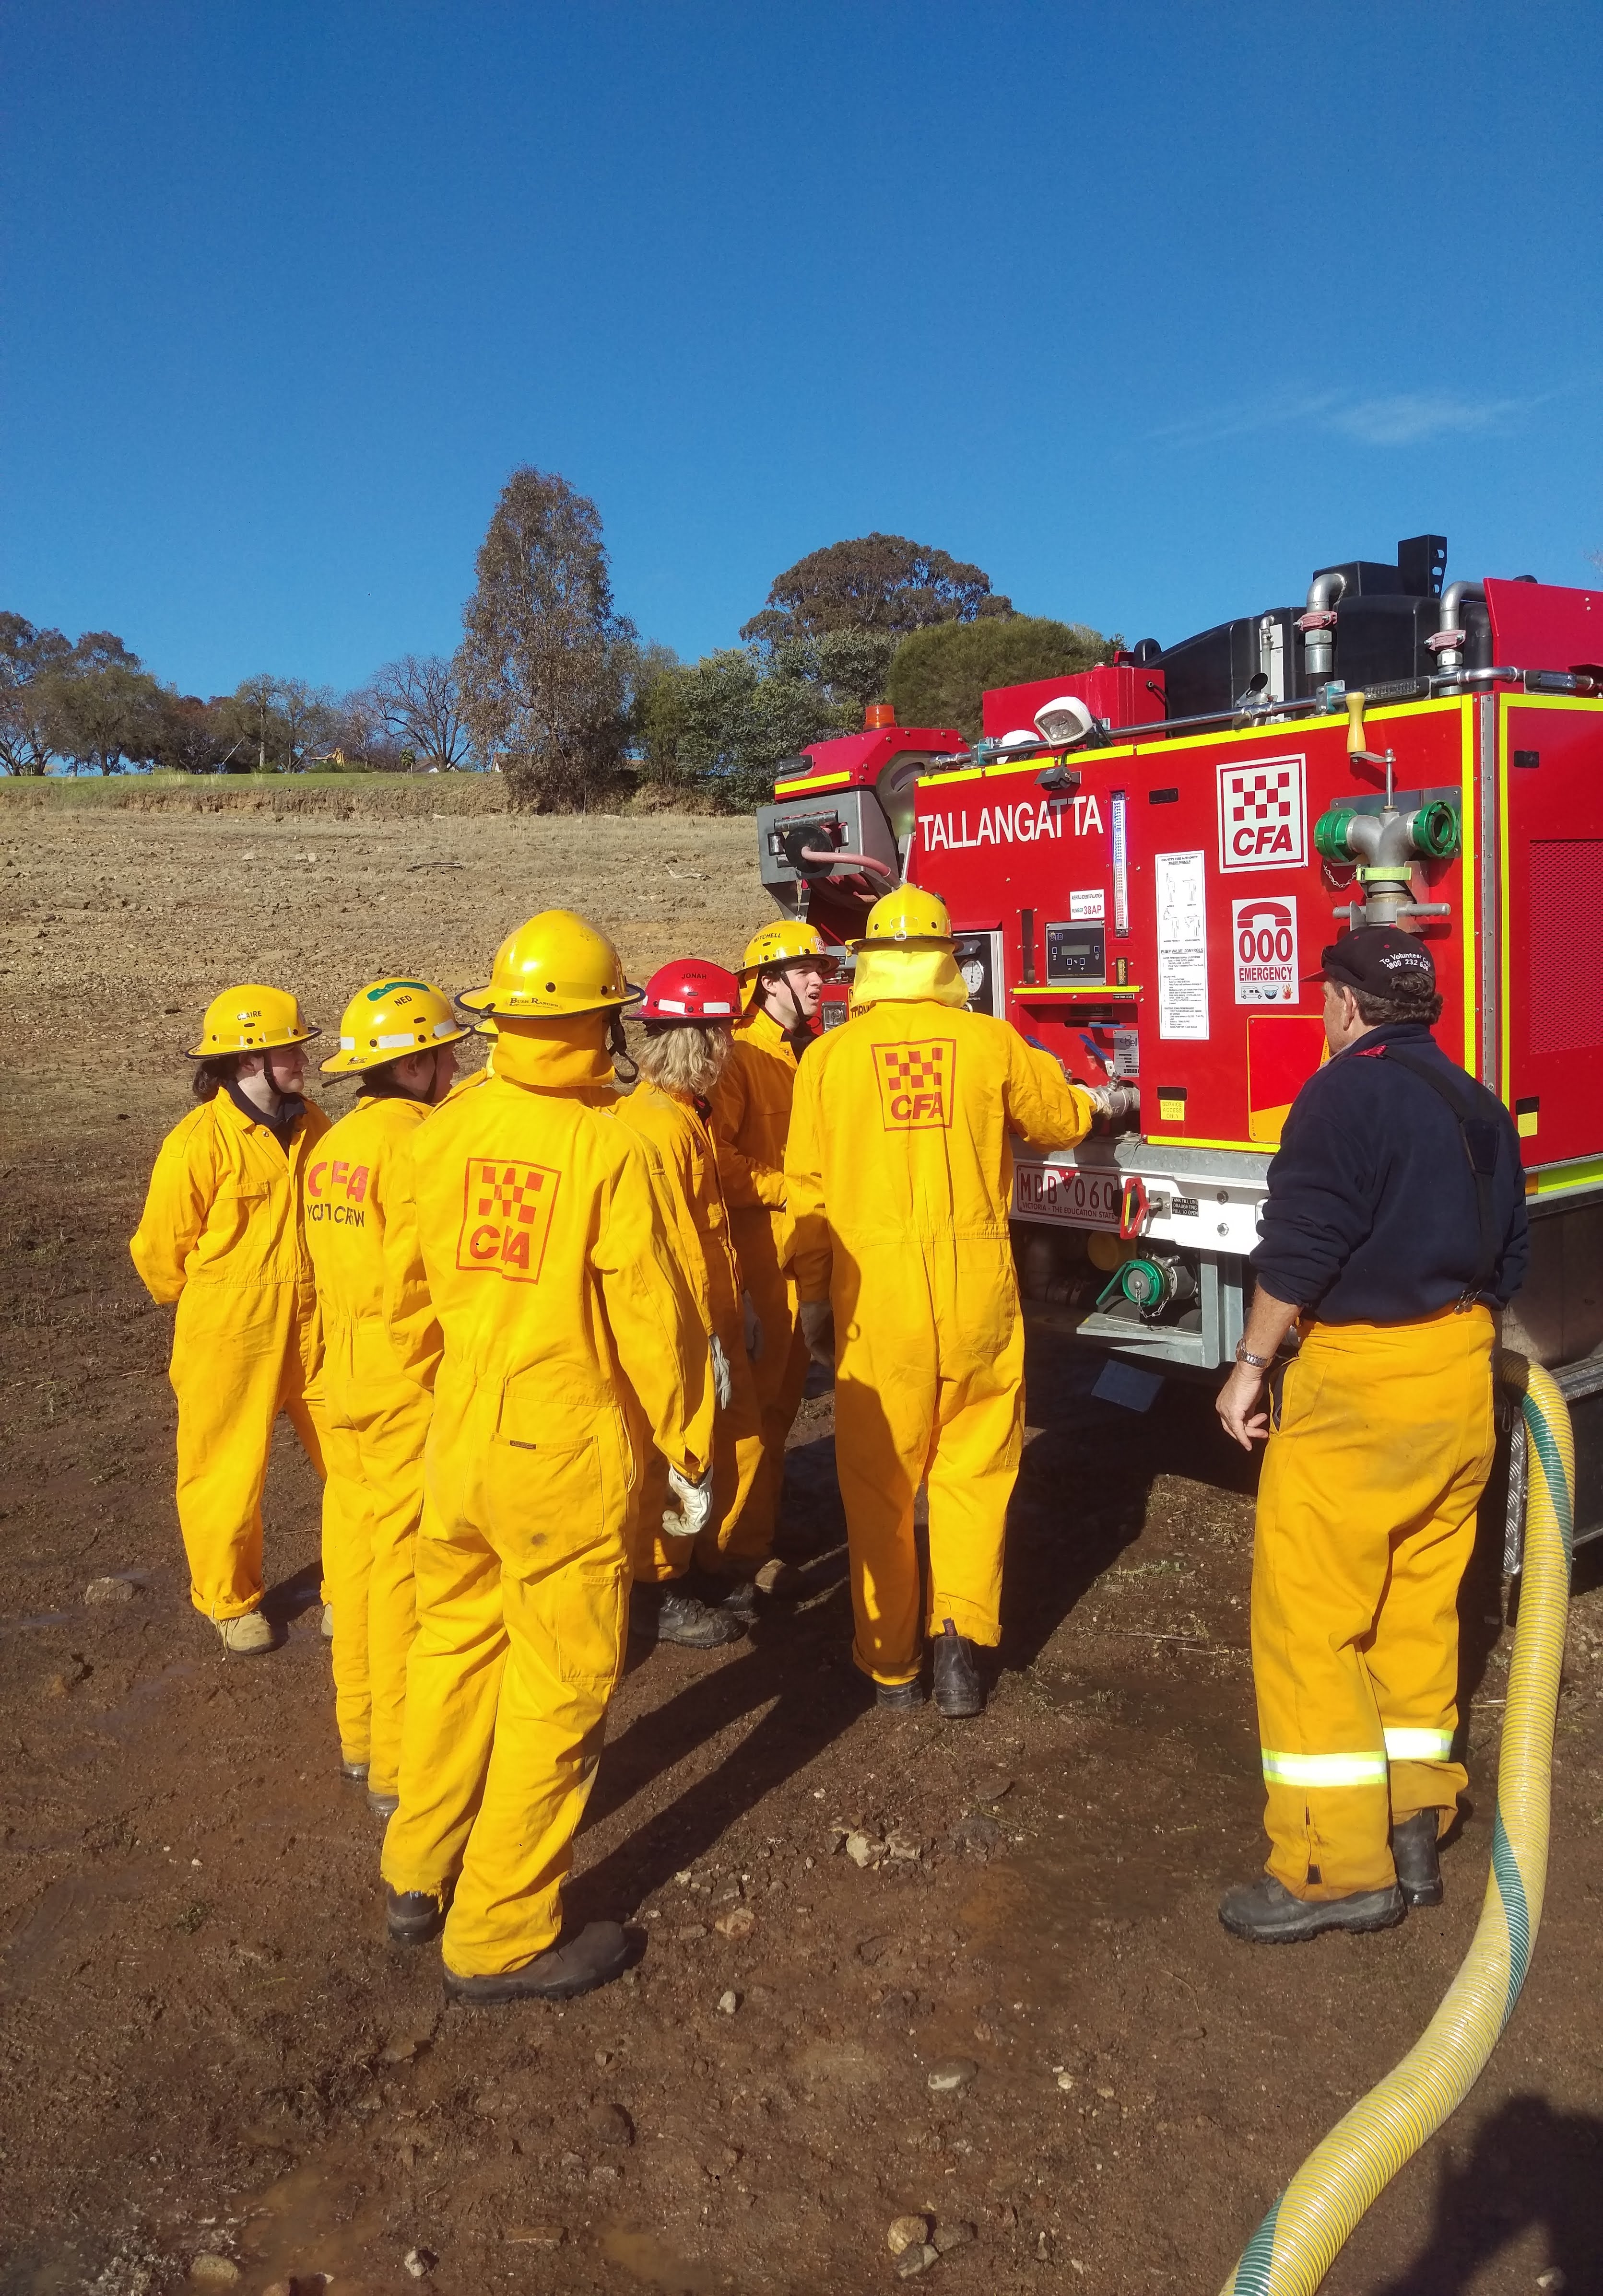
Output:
[{"xmin": 1013, "ymin": 1162, "xmax": 1123, "ymax": 1230}]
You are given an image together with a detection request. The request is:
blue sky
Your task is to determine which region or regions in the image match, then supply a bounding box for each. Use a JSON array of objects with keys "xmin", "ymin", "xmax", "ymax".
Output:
[{"xmin": 2, "ymin": 3, "xmax": 1600, "ymax": 699}]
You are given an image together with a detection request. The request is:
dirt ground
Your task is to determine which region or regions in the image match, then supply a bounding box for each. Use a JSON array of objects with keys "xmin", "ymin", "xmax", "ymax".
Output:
[{"xmin": 2, "ymin": 807, "xmax": 1601, "ymax": 2296}]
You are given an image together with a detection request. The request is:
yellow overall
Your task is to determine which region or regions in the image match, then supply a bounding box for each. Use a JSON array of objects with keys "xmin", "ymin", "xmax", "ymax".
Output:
[
  {"xmin": 304, "ymin": 1093, "xmax": 434, "ymax": 1794},
  {"xmin": 617, "ymin": 1082, "xmax": 765, "ymax": 1582},
  {"xmin": 1252, "ymin": 1305, "xmax": 1497, "ymax": 1897},
  {"xmin": 130, "ymin": 1091, "xmax": 329, "ymax": 1620},
  {"xmin": 378, "ymin": 1019, "xmax": 713, "ymax": 1978},
  {"xmin": 785, "ymin": 970, "xmax": 1095, "ymax": 1683},
  {"xmin": 709, "ymin": 1007, "xmax": 811, "ymax": 1553}
]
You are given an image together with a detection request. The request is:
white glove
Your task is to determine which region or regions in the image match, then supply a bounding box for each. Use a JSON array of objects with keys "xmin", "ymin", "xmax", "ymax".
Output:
[
  {"xmin": 665, "ymin": 1463, "xmax": 714, "ymax": 1540},
  {"xmin": 743, "ymin": 1290, "xmax": 763, "ymax": 1361},
  {"xmin": 1087, "ymin": 1083, "xmax": 1140, "ymax": 1122},
  {"xmin": 709, "ymin": 1333, "xmax": 733, "ymax": 1411},
  {"xmin": 799, "ymin": 1297, "xmax": 835, "ymax": 1366}
]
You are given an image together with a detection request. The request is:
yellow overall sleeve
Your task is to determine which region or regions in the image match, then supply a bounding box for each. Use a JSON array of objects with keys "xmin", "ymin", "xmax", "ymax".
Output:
[
  {"xmin": 1003, "ymin": 1034, "xmax": 1099, "ymax": 1148},
  {"xmin": 380, "ymin": 1131, "xmax": 445, "ymax": 1395},
  {"xmin": 592, "ymin": 1140, "xmax": 715, "ymax": 1481},
  {"xmin": 710, "ymin": 1042, "xmax": 788, "ymax": 1212},
  {"xmin": 130, "ymin": 1108, "xmax": 217, "ymax": 1302},
  {"xmin": 781, "ymin": 1048, "xmax": 832, "ymax": 1304}
]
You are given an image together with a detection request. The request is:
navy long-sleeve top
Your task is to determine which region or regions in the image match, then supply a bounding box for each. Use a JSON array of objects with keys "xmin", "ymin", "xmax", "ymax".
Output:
[{"xmin": 1251, "ymin": 1021, "xmax": 1529, "ymax": 1322}]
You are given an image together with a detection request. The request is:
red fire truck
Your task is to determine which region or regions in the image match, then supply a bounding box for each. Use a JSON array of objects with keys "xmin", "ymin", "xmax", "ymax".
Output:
[{"xmin": 754, "ymin": 536, "xmax": 1603, "ymax": 1544}]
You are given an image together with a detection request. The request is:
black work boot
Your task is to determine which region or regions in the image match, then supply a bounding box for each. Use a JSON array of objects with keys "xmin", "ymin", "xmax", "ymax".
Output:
[
  {"xmin": 1391, "ymin": 1811, "xmax": 1445, "ymax": 1908},
  {"xmin": 368, "ymin": 1786, "xmax": 401, "ymax": 1820},
  {"xmin": 876, "ymin": 1678, "xmax": 925, "ymax": 1711},
  {"xmin": 932, "ymin": 1619, "xmax": 984, "ymax": 1719},
  {"xmin": 340, "ymin": 1758, "xmax": 370, "ymax": 1785},
  {"xmin": 386, "ymin": 1883, "xmax": 449, "ymax": 1946},
  {"xmin": 1218, "ymin": 1874, "xmax": 1404, "ymax": 1944},
  {"xmin": 443, "ymin": 1921, "xmax": 630, "ymax": 2004},
  {"xmin": 629, "ymin": 1582, "xmax": 744, "ymax": 1648}
]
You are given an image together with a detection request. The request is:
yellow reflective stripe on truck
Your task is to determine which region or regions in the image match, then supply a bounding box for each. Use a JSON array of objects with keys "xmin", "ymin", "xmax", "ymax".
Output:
[{"xmin": 1261, "ymin": 1748, "xmax": 1389, "ymax": 1788}]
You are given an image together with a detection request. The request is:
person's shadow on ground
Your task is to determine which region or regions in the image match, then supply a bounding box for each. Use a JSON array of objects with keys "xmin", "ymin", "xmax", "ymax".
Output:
[{"xmin": 1367, "ymin": 2094, "xmax": 1603, "ymax": 2294}]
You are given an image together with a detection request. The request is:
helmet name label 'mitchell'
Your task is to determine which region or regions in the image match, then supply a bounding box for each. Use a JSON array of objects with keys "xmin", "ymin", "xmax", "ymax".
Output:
[
  {"xmin": 873, "ymin": 1040, "xmax": 956, "ymax": 1130},
  {"xmin": 456, "ymin": 1158, "xmax": 562, "ymax": 1283}
]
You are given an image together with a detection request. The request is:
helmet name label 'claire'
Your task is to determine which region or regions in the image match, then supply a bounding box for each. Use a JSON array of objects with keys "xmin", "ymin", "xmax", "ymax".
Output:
[{"xmin": 456, "ymin": 1157, "xmax": 561, "ymax": 1284}]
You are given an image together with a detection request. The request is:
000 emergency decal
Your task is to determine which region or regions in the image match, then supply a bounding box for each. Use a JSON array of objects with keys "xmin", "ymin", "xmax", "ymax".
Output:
[
  {"xmin": 1217, "ymin": 754, "xmax": 1307, "ymax": 871},
  {"xmin": 456, "ymin": 1157, "xmax": 562, "ymax": 1282},
  {"xmin": 872, "ymin": 1039, "xmax": 955, "ymax": 1130}
]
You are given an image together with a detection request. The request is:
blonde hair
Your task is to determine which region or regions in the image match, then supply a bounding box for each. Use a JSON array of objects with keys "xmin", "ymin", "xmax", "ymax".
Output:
[{"xmin": 636, "ymin": 1022, "xmax": 731, "ymax": 1099}]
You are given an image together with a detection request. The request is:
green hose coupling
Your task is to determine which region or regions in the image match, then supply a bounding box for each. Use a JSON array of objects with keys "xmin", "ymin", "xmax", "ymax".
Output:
[
  {"xmin": 1314, "ymin": 804, "xmax": 1359, "ymax": 861},
  {"xmin": 1408, "ymin": 799, "xmax": 1461, "ymax": 860}
]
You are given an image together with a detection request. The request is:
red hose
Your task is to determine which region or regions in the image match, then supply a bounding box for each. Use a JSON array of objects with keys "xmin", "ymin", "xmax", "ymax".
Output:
[{"xmin": 800, "ymin": 846, "xmax": 895, "ymax": 880}]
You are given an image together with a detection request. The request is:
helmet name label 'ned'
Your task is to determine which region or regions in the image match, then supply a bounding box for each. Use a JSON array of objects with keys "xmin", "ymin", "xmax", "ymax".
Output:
[
  {"xmin": 873, "ymin": 1040, "xmax": 956, "ymax": 1130},
  {"xmin": 456, "ymin": 1157, "xmax": 561, "ymax": 1283},
  {"xmin": 1217, "ymin": 754, "xmax": 1307, "ymax": 872}
]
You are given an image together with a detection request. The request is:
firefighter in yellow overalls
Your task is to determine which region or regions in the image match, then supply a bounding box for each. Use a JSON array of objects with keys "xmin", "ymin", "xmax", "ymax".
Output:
[
  {"xmin": 784, "ymin": 889, "xmax": 1102, "ymax": 1714},
  {"xmin": 379, "ymin": 912, "xmax": 715, "ymax": 2003},
  {"xmin": 307, "ymin": 978, "xmax": 472, "ymax": 1815},
  {"xmin": 1215, "ymin": 928, "xmax": 1529, "ymax": 1941},
  {"xmin": 131, "ymin": 985, "xmax": 328, "ymax": 1652},
  {"xmin": 708, "ymin": 921, "xmax": 837, "ymax": 1584},
  {"xmin": 619, "ymin": 957, "xmax": 765, "ymax": 1648}
]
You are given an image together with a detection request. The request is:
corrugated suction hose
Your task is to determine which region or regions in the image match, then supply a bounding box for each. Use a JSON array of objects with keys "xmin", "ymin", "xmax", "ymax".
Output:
[{"xmin": 1218, "ymin": 1355, "xmax": 1575, "ymax": 2296}]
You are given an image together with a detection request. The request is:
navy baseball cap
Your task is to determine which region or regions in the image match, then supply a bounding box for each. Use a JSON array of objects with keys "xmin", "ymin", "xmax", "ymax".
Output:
[{"xmin": 1306, "ymin": 926, "xmax": 1437, "ymax": 996}]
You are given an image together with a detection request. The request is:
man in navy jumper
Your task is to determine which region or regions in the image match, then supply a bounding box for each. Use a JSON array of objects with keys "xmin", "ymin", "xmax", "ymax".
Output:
[{"xmin": 1214, "ymin": 927, "xmax": 1527, "ymax": 1944}]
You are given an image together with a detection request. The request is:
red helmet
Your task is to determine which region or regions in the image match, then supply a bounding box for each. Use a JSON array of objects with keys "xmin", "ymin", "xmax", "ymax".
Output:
[{"xmin": 637, "ymin": 957, "xmax": 743, "ymax": 1023}]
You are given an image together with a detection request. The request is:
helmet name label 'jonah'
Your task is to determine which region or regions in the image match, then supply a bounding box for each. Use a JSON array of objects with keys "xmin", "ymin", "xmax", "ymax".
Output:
[{"xmin": 922, "ymin": 795, "xmax": 1096, "ymax": 852}]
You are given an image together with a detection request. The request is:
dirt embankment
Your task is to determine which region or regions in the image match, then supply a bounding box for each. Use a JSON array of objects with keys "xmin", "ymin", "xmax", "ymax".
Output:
[{"xmin": 2, "ymin": 811, "xmax": 1601, "ymax": 2296}]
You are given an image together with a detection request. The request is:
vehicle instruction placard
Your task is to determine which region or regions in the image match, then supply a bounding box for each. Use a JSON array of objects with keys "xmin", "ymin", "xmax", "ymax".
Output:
[
  {"xmin": 1155, "ymin": 850, "xmax": 1209, "ymax": 1040},
  {"xmin": 1232, "ymin": 894, "xmax": 1299, "ymax": 1004}
]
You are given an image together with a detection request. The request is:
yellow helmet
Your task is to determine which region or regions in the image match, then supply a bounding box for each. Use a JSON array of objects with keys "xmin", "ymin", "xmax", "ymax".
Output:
[
  {"xmin": 189, "ymin": 983, "xmax": 319, "ymax": 1059},
  {"xmin": 320, "ymin": 977, "xmax": 473, "ymax": 1075},
  {"xmin": 849, "ymin": 885, "xmax": 954, "ymax": 950},
  {"xmin": 458, "ymin": 909, "xmax": 640, "ymax": 1019},
  {"xmin": 738, "ymin": 919, "xmax": 835, "ymax": 978}
]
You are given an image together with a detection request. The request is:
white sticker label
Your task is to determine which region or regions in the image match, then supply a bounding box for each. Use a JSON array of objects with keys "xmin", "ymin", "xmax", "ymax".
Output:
[
  {"xmin": 1109, "ymin": 1026, "xmax": 1139, "ymax": 1079},
  {"xmin": 1155, "ymin": 850, "xmax": 1209, "ymax": 1041},
  {"xmin": 1233, "ymin": 896, "xmax": 1300, "ymax": 1004},
  {"xmin": 1218, "ymin": 753, "xmax": 1307, "ymax": 872},
  {"xmin": 1069, "ymin": 888, "xmax": 1106, "ymax": 921}
]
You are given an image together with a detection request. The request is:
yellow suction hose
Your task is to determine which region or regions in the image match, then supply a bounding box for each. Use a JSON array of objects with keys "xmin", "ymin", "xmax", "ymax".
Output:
[{"xmin": 1219, "ymin": 1356, "xmax": 1575, "ymax": 2296}]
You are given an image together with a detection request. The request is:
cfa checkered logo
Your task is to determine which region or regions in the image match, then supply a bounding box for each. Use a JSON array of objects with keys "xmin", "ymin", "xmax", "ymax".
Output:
[
  {"xmin": 456, "ymin": 1156, "xmax": 561, "ymax": 1282},
  {"xmin": 872, "ymin": 1038, "xmax": 955, "ymax": 1130},
  {"xmin": 1217, "ymin": 753, "xmax": 1306, "ymax": 871}
]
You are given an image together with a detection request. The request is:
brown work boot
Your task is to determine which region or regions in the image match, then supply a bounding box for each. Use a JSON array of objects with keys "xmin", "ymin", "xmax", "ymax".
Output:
[
  {"xmin": 442, "ymin": 1922, "xmax": 631, "ymax": 2004},
  {"xmin": 215, "ymin": 1611, "xmax": 276, "ymax": 1656}
]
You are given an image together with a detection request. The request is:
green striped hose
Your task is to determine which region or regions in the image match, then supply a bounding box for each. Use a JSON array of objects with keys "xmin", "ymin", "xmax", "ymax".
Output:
[{"xmin": 1218, "ymin": 1357, "xmax": 1575, "ymax": 2296}]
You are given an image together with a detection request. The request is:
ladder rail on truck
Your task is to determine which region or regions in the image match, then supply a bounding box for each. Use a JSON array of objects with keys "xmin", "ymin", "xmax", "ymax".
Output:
[{"xmin": 753, "ymin": 540, "xmax": 1603, "ymax": 1567}]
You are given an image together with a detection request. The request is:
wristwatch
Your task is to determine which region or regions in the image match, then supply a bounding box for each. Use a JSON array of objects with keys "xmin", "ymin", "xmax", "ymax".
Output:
[{"xmin": 1234, "ymin": 1345, "xmax": 1272, "ymax": 1370}]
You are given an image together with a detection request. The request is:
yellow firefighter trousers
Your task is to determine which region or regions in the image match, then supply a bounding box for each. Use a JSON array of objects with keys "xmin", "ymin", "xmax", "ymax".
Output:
[
  {"xmin": 172, "ymin": 1279, "xmax": 326, "ymax": 1619},
  {"xmin": 732, "ymin": 1210, "xmax": 811, "ymax": 1555},
  {"xmin": 835, "ymin": 1240, "xmax": 1023, "ymax": 1685},
  {"xmin": 1252, "ymin": 1304, "xmax": 1496, "ymax": 1898},
  {"xmin": 632, "ymin": 1335, "xmax": 767, "ymax": 1583},
  {"xmin": 381, "ymin": 1371, "xmax": 633, "ymax": 1977},
  {"xmin": 318, "ymin": 1318, "xmax": 431, "ymax": 1791}
]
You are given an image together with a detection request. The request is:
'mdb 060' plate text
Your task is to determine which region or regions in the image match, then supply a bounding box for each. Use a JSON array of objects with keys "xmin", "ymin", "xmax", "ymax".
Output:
[{"xmin": 1013, "ymin": 1163, "xmax": 1121, "ymax": 1229}]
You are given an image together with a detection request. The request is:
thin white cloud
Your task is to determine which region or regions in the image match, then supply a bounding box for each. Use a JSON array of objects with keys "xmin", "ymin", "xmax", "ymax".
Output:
[
  {"xmin": 1154, "ymin": 385, "xmax": 1541, "ymax": 451},
  {"xmin": 1329, "ymin": 392, "xmax": 1529, "ymax": 446}
]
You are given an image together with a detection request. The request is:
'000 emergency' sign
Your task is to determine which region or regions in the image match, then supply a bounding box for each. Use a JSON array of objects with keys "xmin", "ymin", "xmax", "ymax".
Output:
[{"xmin": 1232, "ymin": 896, "xmax": 1299, "ymax": 1004}]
